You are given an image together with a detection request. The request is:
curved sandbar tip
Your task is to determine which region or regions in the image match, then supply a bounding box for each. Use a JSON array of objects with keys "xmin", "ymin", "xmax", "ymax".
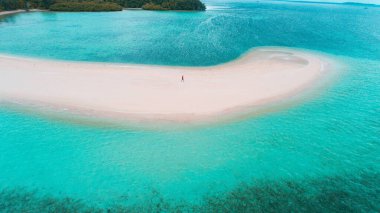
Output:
[{"xmin": 0, "ymin": 47, "xmax": 334, "ymax": 123}]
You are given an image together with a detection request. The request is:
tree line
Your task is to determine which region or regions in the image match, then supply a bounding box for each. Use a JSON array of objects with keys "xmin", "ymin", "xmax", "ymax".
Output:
[
  {"xmin": 0, "ymin": 0, "xmax": 205, "ymax": 11},
  {"xmin": 0, "ymin": 0, "xmax": 52, "ymax": 10}
]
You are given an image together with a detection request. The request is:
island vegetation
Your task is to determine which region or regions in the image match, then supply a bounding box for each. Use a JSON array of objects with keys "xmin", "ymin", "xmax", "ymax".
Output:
[
  {"xmin": 0, "ymin": 0, "xmax": 205, "ymax": 12},
  {"xmin": 50, "ymin": 2, "xmax": 122, "ymax": 11},
  {"xmin": 142, "ymin": 0, "xmax": 205, "ymax": 10}
]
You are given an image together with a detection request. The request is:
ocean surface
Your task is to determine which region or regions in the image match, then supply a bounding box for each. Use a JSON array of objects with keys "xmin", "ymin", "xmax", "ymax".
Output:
[{"xmin": 0, "ymin": 1, "xmax": 379, "ymax": 211}]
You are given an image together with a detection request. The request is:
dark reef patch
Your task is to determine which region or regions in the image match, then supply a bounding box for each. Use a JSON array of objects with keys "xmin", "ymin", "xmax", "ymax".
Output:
[{"xmin": 1, "ymin": 170, "xmax": 379, "ymax": 212}]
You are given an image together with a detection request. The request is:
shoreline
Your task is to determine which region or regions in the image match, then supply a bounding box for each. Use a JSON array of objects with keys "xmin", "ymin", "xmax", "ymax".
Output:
[
  {"xmin": 0, "ymin": 9, "xmax": 25, "ymax": 16},
  {"xmin": 0, "ymin": 47, "xmax": 336, "ymax": 125},
  {"xmin": 0, "ymin": 9, "xmax": 46, "ymax": 17}
]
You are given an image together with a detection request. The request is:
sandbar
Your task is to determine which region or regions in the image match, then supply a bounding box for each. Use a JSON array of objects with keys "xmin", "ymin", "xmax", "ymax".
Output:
[{"xmin": 0, "ymin": 48, "xmax": 334, "ymax": 123}]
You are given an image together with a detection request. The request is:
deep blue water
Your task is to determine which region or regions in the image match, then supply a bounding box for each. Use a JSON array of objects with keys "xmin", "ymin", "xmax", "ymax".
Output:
[{"xmin": 0, "ymin": 1, "xmax": 379, "ymax": 212}]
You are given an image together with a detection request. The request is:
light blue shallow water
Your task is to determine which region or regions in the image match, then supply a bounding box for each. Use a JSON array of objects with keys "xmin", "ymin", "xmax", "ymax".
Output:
[{"xmin": 0, "ymin": 1, "xmax": 379, "ymax": 212}]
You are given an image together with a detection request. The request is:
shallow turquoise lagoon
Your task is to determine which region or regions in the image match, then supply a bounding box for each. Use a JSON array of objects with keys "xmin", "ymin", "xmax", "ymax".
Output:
[{"xmin": 0, "ymin": 1, "xmax": 380, "ymax": 212}]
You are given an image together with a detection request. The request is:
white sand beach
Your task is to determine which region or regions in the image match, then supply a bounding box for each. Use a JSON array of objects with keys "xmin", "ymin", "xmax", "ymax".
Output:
[
  {"xmin": 0, "ymin": 9, "xmax": 44, "ymax": 16},
  {"xmin": 0, "ymin": 9, "xmax": 26, "ymax": 16},
  {"xmin": 0, "ymin": 48, "xmax": 333, "ymax": 122}
]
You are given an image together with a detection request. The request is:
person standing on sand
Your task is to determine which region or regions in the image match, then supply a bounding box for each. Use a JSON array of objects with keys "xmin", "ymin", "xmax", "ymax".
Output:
[{"xmin": 181, "ymin": 75, "xmax": 184, "ymax": 82}]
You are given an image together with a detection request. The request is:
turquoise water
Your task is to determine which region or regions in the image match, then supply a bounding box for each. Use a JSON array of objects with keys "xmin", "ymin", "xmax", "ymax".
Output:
[{"xmin": 0, "ymin": 1, "xmax": 380, "ymax": 212}]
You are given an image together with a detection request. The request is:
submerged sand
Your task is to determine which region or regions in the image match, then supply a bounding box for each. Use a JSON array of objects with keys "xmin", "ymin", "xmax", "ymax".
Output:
[{"xmin": 0, "ymin": 48, "xmax": 333, "ymax": 123}]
